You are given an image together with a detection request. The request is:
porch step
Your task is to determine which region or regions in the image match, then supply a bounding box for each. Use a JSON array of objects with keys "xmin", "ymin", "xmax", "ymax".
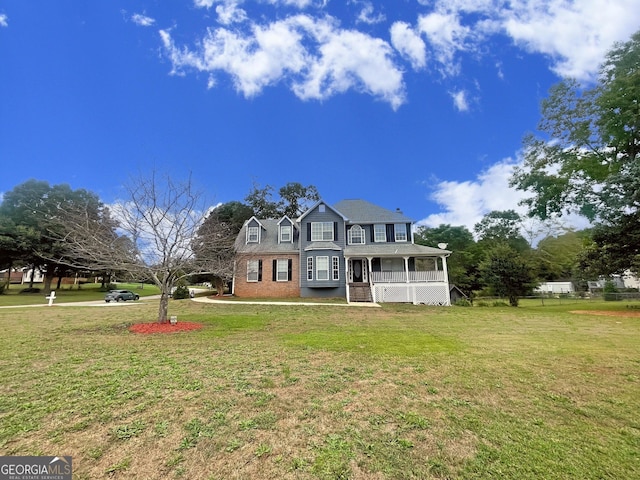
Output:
[{"xmin": 349, "ymin": 283, "xmax": 373, "ymax": 302}]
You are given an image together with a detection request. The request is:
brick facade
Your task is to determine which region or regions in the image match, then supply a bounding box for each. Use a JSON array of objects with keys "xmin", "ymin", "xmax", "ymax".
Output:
[{"xmin": 234, "ymin": 253, "xmax": 300, "ymax": 298}]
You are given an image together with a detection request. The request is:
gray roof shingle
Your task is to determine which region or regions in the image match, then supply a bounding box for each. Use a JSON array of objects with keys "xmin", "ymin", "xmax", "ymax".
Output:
[{"xmin": 333, "ymin": 199, "xmax": 413, "ymax": 224}]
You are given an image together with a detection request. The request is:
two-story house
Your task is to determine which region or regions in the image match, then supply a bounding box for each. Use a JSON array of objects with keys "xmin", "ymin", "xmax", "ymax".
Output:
[{"xmin": 233, "ymin": 199, "xmax": 452, "ymax": 305}]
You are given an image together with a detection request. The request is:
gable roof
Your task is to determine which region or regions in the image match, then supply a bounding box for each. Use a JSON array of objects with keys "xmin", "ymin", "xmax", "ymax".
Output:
[
  {"xmin": 235, "ymin": 218, "xmax": 298, "ymax": 254},
  {"xmin": 333, "ymin": 199, "xmax": 413, "ymax": 224},
  {"xmin": 297, "ymin": 199, "xmax": 348, "ymax": 222}
]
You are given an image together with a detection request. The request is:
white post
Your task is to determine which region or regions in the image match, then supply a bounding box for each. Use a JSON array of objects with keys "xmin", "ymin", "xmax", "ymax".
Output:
[{"xmin": 46, "ymin": 291, "xmax": 56, "ymax": 306}]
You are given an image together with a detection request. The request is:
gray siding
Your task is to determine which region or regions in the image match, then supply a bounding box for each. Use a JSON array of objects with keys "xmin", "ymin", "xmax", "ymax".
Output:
[{"xmin": 299, "ymin": 203, "xmax": 346, "ymax": 295}]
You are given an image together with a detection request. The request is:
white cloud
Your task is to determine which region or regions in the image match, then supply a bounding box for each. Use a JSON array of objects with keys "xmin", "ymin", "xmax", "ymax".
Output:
[
  {"xmin": 131, "ymin": 13, "xmax": 155, "ymax": 27},
  {"xmin": 0, "ymin": 14, "xmax": 8, "ymax": 27},
  {"xmin": 161, "ymin": 14, "xmax": 405, "ymax": 108},
  {"xmin": 500, "ymin": 0, "xmax": 639, "ymax": 81},
  {"xmin": 450, "ymin": 89, "xmax": 469, "ymax": 111},
  {"xmin": 356, "ymin": 2, "xmax": 386, "ymax": 25},
  {"xmin": 390, "ymin": 21, "xmax": 426, "ymax": 69},
  {"xmin": 216, "ymin": 2, "xmax": 248, "ymax": 25},
  {"xmin": 419, "ymin": 157, "xmax": 591, "ymax": 236},
  {"xmin": 420, "ymin": 159, "xmax": 527, "ymax": 231},
  {"xmin": 417, "ymin": 11, "xmax": 473, "ymax": 76}
]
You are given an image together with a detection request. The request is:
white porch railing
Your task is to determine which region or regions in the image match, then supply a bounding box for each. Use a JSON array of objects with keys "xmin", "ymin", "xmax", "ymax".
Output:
[{"xmin": 371, "ymin": 270, "xmax": 445, "ymax": 283}]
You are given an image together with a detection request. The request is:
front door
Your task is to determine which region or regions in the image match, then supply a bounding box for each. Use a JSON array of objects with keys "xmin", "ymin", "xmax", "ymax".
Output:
[{"xmin": 349, "ymin": 259, "xmax": 367, "ymax": 283}]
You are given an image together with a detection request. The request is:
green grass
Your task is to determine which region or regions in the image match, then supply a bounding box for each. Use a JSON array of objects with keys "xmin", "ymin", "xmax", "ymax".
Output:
[
  {"xmin": 0, "ymin": 282, "xmax": 161, "ymax": 306},
  {"xmin": 0, "ymin": 300, "xmax": 638, "ymax": 479}
]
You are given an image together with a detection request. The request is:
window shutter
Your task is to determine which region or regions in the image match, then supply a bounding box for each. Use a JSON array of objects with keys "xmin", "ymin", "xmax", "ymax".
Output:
[
  {"xmin": 258, "ymin": 260, "xmax": 262, "ymax": 281},
  {"xmin": 288, "ymin": 259, "xmax": 292, "ymax": 281},
  {"xmin": 334, "ymin": 222, "xmax": 338, "ymax": 241},
  {"xmin": 370, "ymin": 225, "xmax": 375, "ymax": 241},
  {"xmin": 386, "ymin": 224, "xmax": 394, "ymax": 242},
  {"xmin": 307, "ymin": 223, "xmax": 311, "ymax": 241},
  {"xmin": 272, "ymin": 259, "xmax": 277, "ymax": 281}
]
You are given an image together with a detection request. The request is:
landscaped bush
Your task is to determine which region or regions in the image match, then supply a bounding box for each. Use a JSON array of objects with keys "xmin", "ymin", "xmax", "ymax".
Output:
[{"xmin": 172, "ymin": 284, "xmax": 190, "ymax": 300}]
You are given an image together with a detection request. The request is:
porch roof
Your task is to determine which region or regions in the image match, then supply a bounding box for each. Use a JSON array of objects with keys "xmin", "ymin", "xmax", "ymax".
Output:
[
  {"xmin": 304, "ymin": 241, "xmax": 342, "ymax": 251},
  {"xmin": 343, "ymin": 243, "xmax": 450, "ymax": 257}
]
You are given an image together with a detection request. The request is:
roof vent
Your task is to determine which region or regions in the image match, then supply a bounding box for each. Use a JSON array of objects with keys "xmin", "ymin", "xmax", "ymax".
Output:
[{"xmin": 396, "ymin": 208, "xmax": 403, "ymax": 214}]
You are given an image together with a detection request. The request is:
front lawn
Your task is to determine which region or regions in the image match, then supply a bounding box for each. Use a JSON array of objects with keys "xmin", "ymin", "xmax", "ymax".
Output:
[
  {"xmin": 0, "ymin": 282, "xmax": 161, "ymax": 306},
  {"xmin": 0, "ymin": 301, "xmax": 638, "ymax": 479}
]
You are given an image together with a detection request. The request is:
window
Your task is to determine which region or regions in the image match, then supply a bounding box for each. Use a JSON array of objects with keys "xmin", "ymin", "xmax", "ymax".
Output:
[
  {"xmin": 247, "ymin": 260, "xmax": 261, "ymax": 282},
  {"xmin": 276, "ymin": 259, "xmax": 289, "ymax": 281},
  {"xmin": 316, "ymin": 256, "xmax": 329, "ymax": 280},
  {"xmin": 394, "ymin": 223, "xmax": 407, "ymax": 242},
  {"xmin": 247, "ymin": 226, "xmax": 259, "ymax": 243},
  {"xmin": 332, "ymin": 256, "xmax": 340, "ymax": 281},
  {"xmin": 348, "ymin": 225, "xmax": 365, "ymax": 244},
  {"xmin": 374, "ymin": 224, "xmax": 386, "ymax": 242},
  {"xmin": 311, "ymin": 222, "xmax": 334, "ymax": 241},
  {"xmin": 280, "ymin": 225, "xmax": 292, "ymax": 243},
  {"xmin": 307, "ymin": 257, "xmax": 313, "ymax": 280}
]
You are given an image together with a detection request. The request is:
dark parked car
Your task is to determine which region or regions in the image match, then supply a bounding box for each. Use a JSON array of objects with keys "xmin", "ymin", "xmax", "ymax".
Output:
[{"xmin": 104, "ymin": 290, "xmax": 140, "ymax": 302}]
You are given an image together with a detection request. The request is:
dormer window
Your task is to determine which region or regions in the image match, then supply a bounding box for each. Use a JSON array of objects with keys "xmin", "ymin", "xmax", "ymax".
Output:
[
  {"xmin": 280, "ymin": 225, "xmax": 292, "ymax": 243},
  {"xmin": 348, "ymin": 225, "xmax": 365, "ymax": 244},
  {"xmin": 247, "ymin": 226, "xmax": 259, "ymax": 243}
]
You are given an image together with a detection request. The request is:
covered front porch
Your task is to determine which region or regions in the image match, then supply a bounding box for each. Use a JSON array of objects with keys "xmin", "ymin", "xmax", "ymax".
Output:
[{"xmin": 343, "ymin": 244, "xmax": 452, "ymax": 306}]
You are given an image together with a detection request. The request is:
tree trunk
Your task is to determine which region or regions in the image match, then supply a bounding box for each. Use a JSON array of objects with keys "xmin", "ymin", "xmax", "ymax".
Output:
[
  {"xmin": 3, "ymin": 260, "xmax": 12, "ymax": 290},
  {"xmin": 509, "ymin": 295, "xmax": 519, "ymax": 307},
  {"xmin": 157, "ymin": 291, "xmax": 170, "ymax": 323},
  {"xmin": 43, "ymin": 268, "xmax": 55, "ymax": 294},
  {"xmin": 56, "ymin": 274, "xmax": 63, "ymax": 290},
  {"xmin": 29, "ymin": 266, "xmax": 35, "ymax": 288},
  {"xmin": 213, "ymin": 277, "xmax": 225, "ymax": 296}
]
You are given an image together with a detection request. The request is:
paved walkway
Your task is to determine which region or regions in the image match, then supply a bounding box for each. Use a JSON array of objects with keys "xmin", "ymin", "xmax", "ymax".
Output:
[
  {"xmin": 0, "ymin": 294, "xmax": 380, "ymax": 309},
  {"xmin": 192, "ymin": 297, "xmax": 381, "ymax": 307}
]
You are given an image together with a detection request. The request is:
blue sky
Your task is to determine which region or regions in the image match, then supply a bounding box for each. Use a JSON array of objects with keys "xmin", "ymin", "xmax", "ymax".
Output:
[{"xmin": 1, "ymin": 1, "xmax": 638, "ymax": 233}]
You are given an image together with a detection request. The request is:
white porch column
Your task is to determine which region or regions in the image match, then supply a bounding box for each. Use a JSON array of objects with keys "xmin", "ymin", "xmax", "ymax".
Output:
[
  {"xmin": 442, "ymin": 255, "xmax": 451, "ymax": 305},
  {"xmin": 344, "ymin": 257, "xmax": 350, "ymax": 303},
  {"xmin": 404, "ymin": 257, "xmax": 410, "ymax": 283},
  {"xmin": 367, "ymin": 257, "xmax": 377, "ymax": 303}
]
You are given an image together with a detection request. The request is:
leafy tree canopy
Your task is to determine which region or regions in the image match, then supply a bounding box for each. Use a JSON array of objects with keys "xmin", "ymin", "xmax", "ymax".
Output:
[
  {"xmin": 474, "ymin": 210, "xmax": 530, "ymax": 252},
  {"xmin": 245, "ymin": 181, "xmax": 319, "ymax": 218},
  {"xmin": 511, "ymin": 30, "xmax": 640, "ymax": 223}
]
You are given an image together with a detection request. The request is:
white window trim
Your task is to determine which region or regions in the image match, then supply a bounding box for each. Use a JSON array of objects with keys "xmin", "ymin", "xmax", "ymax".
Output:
[
  {"xmin": 247, "ymin": 226, "xmax": 259, "ymax": 243},
  {"xmin": 280, "ymin": 225, "xmax": 292, "ymax": 243},
  {"xmin": 311, "ymin": 222, "xmax": 334, "ymax": 241},
  {"xmin": 374, "ymin": 224, "xmax": 386, "ymax": 242},
  {"xmin": 332, "ymin": 256, "xmax": 339, "ymax": 281},
  {"xmin": 247, "ymin": 260, "xmax": 259, "ymax": 282},
  {"xmin": 316, "ymin": 256, "xmax": 329, "ymax": 281},
  {"xmin": 307, "ymin": 257, "xmax": 313, "ymax": 281},
  {"xmin": 348, "ymin": 225, "xmax": 365, "ymax": 245},
  {"xmin": 276, "ymin": 259, "xmax": 288, "ymax": 282},
  {"xmin": 394, "ymin": 223, "xmax": 407, "ymax": 242}
]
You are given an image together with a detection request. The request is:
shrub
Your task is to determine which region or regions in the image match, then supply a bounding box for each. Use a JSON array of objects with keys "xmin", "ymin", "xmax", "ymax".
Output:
[
  {"xmin": 172, "ymin": 284, "xmax": 190, "ymax": 300},
  {"xmin": 0, "ymin": 284, "xmax": 4, "ymax": 295},
  {"xmin": 454, "ymin": 298, "xmax": 472, "ymax": 307}
]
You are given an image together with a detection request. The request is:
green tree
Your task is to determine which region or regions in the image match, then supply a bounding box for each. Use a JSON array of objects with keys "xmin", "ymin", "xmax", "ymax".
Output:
[
  {"xmin": 245, "ymin": 181, "xmax": 319, "ymax": 218},
  {"xmin": 414, "ymin": 224, "xmax": 481, "ymax": 295},
  {"xmin": 534, "ymin": 230, "xmax": 587, "ymax": 281},
  {"xmin": 0, "ymin": 180, "xmax": 104, "ymax": 293},
  {"xmin": 191, "ymin": 201, "xmax": 253, "ymax": 295},
  {"xmin": 474, "ymin": 210, "xmax": 530, "ymax": 252},
  {"xmin": 479, "ymin": 244, "xmax": 537, "ymax": 306},
  {"xmin": 511, "ymin": 30, "xmax": 640, "ymax": 274}
]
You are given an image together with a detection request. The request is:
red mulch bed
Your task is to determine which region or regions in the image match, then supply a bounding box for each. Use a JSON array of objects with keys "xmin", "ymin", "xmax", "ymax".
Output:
[{"xmin": 129, "ymin": 322, "xmax": 204, "ymax": 334}]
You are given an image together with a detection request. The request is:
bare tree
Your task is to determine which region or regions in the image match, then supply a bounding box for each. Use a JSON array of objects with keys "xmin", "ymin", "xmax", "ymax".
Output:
[{"xmin": 58, "ymin": 172, "xmax": 221, "ymax": 323}]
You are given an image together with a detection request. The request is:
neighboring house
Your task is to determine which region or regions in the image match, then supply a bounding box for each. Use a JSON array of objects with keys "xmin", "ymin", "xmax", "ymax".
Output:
[
  {"xmin": 233, "ymin": 199, "xmax": 452, "ymax": 305},
  {"xmin": 535, "ymin": 281, "xmax": 575, "ymax": 294}
]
